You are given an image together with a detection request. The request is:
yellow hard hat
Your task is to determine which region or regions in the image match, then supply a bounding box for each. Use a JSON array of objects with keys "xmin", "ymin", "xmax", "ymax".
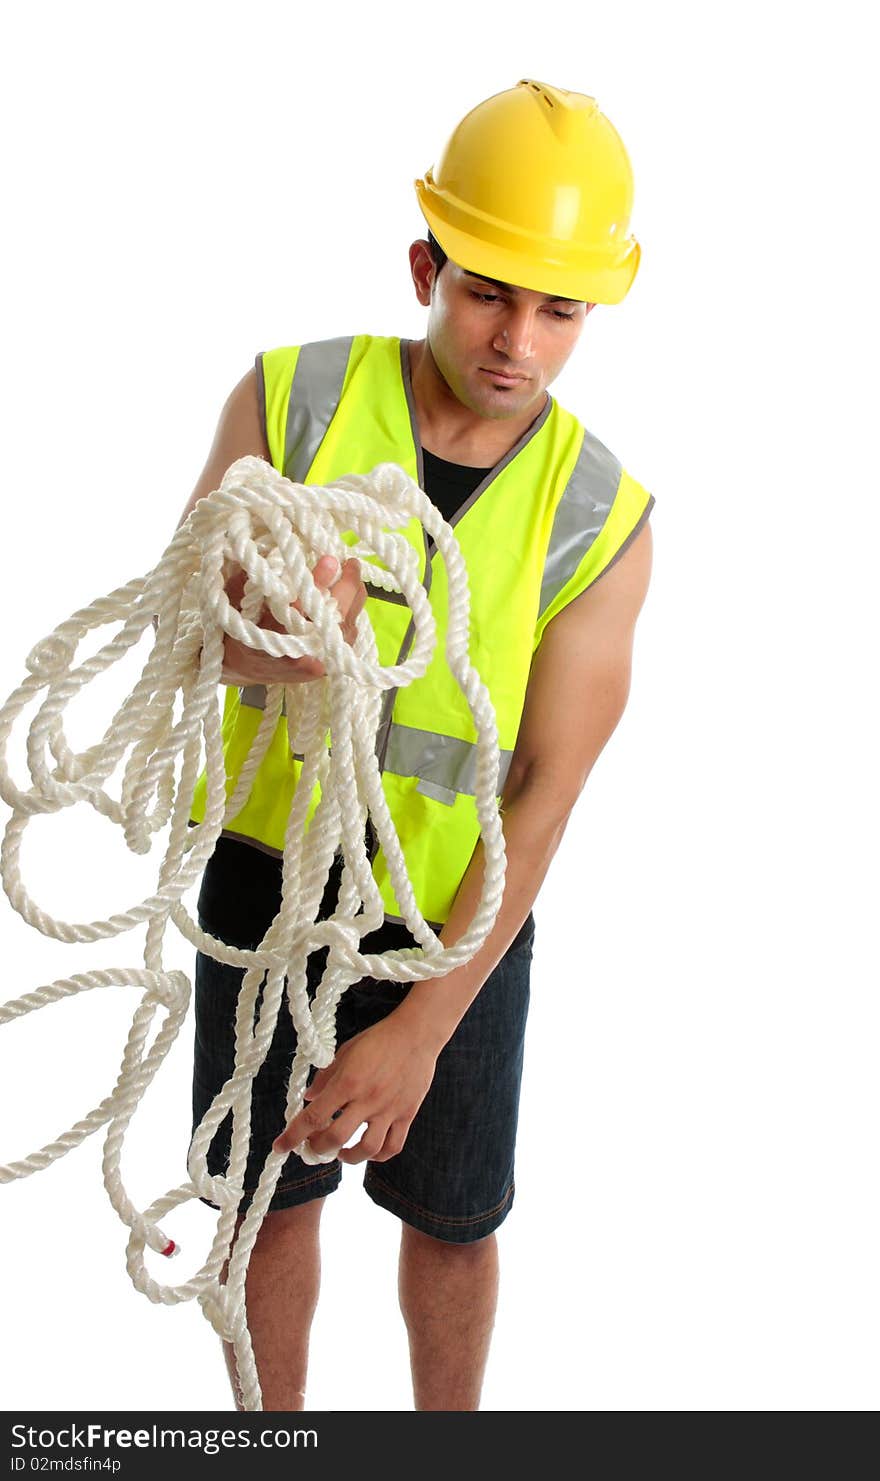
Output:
[{"xmin": 415, "ymin": 79, "xmax": 641, "ymax": 305}]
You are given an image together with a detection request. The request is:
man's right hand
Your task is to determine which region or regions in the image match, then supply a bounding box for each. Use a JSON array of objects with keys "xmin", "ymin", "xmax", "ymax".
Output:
[{"xmin": 220, "ymin": 554, "xmax": 366, "ymax": 686}]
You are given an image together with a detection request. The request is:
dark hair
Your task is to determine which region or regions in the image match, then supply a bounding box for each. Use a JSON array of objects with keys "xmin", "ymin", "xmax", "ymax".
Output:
[{"xmin": 427, "ymin": 231, "xmax": 448, "ymax": 276}]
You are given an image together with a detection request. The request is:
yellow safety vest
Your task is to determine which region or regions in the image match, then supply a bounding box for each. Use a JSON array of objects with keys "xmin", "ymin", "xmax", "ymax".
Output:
[{"xmin": 190, "ymin": 334, "xmax": 654, "ymax": 929}]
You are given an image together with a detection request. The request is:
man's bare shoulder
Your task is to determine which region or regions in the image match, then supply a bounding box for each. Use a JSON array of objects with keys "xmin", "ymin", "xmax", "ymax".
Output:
[
  {"xmin": 556, "ymin": 518, "xmax": 653, "ymax": 646},
  {"xmin": 176, "ymin": 366, "xmax": 271, "ymax": 529}
]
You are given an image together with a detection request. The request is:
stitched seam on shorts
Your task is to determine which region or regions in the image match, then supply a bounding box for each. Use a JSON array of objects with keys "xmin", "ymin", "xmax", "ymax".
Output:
[
  {"xmin": 365, "ymin": 1169, "xmax": 514, "ymax": 1226},
  {"xmin": 238, "ymin": 1163, "xmax": 339, "ymax": 1197},
  {"xmin": 197, "ymin": 1167, "xmax": 337, "ymax": 1214}
]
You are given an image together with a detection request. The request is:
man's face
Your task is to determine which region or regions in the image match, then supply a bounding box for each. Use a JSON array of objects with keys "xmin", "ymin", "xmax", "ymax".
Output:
[{"xmin": 413, "ymin": 245, "xmax": 593, "ymax": 422}]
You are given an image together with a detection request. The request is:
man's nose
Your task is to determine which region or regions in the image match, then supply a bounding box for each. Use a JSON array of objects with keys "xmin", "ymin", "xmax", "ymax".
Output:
[{"xmin": 492, "ymin": 311, "xmax": 537, "ymax": 361}]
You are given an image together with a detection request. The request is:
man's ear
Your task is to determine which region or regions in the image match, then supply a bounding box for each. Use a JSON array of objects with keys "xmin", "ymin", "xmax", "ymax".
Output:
[{"xmin": 409, "ymin": 239, "xmax": 435, "ymax": 308}]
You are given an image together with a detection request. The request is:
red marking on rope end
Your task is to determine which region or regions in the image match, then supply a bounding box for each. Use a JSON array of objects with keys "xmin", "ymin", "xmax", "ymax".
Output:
[{"xmin": 161, "ymin": 1239, "xmax": 177, "ymax": 1257}]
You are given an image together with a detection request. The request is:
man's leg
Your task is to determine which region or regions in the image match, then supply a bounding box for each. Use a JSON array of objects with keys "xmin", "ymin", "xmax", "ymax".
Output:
[
  {"xmin": 398, "ymin": 1223, "xmax": 499, "ymax": 1410},
  {"xmin": 220, "ymin": 1197, "xmax": 326, "ymax": 1412}
]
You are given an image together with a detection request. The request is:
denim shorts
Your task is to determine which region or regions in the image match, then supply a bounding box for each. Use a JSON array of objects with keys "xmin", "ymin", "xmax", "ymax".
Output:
[{"xmin": 189, "ymin": 912, "xmax": 535, "ymax": 1244}]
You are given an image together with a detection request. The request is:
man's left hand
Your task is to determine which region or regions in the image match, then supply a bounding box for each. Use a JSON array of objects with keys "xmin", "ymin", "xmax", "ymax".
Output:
[{"xmin": 272, "ymin": 1011, "xmax": 439, "ymax": 1165}]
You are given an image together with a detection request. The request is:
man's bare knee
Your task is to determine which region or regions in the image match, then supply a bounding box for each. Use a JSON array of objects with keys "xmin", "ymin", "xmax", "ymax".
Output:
[
  {"xmin": 249, "ymin": 1197, "xmax": 325, "ymax": 1243},
  {"xmin": 220, "ymin": 1196, "xmax": 326, "ymax": 1279},
  {"xmin": 401, "ymin": 1223, "xmax": 496, "ymax": 1258}
]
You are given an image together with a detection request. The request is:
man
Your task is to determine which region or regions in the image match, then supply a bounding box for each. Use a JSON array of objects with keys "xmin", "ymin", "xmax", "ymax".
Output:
[{"xmin": 179, "ymin": 79, "xmax": 654, "ymax": 1411}]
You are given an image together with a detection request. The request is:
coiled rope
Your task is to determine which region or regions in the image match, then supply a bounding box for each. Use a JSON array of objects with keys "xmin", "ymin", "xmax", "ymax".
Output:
[{"xmin": 0, "ymin": 455, "xmax": 507, "ymax": 1411}]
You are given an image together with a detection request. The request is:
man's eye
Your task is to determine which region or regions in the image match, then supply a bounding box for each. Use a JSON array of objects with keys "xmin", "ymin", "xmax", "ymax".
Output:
[
  {"xmin": 472, "ymin": 291, "xmax": 501, "ymax": 304},
  {"xmin": 552, "ymin": 310, "xmax": 576, "ymax": 320}
]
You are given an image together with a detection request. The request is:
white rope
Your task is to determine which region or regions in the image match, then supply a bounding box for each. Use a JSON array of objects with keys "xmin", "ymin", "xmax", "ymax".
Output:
[{"xmin": 0, "ymin": 456, "xmax": 507, "ymax": 1411}]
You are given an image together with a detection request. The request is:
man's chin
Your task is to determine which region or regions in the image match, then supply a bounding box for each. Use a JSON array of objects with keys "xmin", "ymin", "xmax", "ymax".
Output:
[{"xmin": 467, "ymin": 381, "xmax": 537, "ymax": 420}]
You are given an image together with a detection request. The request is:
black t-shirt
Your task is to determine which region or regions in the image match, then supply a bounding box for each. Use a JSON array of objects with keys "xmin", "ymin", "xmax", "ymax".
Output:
[{"xmin": 197, "ymin": 448, "xmax": 534, "ymax": 956}]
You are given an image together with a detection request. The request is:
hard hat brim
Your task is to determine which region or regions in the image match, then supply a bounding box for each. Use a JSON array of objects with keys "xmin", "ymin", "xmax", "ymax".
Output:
[{"xmin": 416, "ymin": 179, "xmax": 640, "ymax": 307}]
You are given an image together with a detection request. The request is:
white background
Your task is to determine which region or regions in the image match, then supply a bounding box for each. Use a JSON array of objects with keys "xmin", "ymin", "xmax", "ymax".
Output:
[{"xmin": 1, "ymin": 0, "xmax": 877, "ymax": 1415}]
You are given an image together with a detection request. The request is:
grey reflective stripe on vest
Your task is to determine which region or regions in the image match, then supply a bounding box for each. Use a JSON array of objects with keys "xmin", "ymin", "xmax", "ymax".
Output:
[
  {"xmin": 238, "ymin": 686, "xmax": 512, "ymax": 803},
  {"xmin": 389, "ymin": 724, "xmax": 512, "ymax": 804},
  {"xmin": 240, "ymin": 339, "xmax": 355, "ymax": 717},
  {"xmin": 284, "ymin": 336, "xmax": 354, "ymax": 484},
  {"xmin": 538, "ymin": 426, "xmax": 622, "ymax": 619}
]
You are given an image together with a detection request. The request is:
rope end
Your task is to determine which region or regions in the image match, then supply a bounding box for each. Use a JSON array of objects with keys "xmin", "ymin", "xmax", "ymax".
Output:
[{"xmin": 25, "ymin": 634, "xmax": 76, "ymax": 679}]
